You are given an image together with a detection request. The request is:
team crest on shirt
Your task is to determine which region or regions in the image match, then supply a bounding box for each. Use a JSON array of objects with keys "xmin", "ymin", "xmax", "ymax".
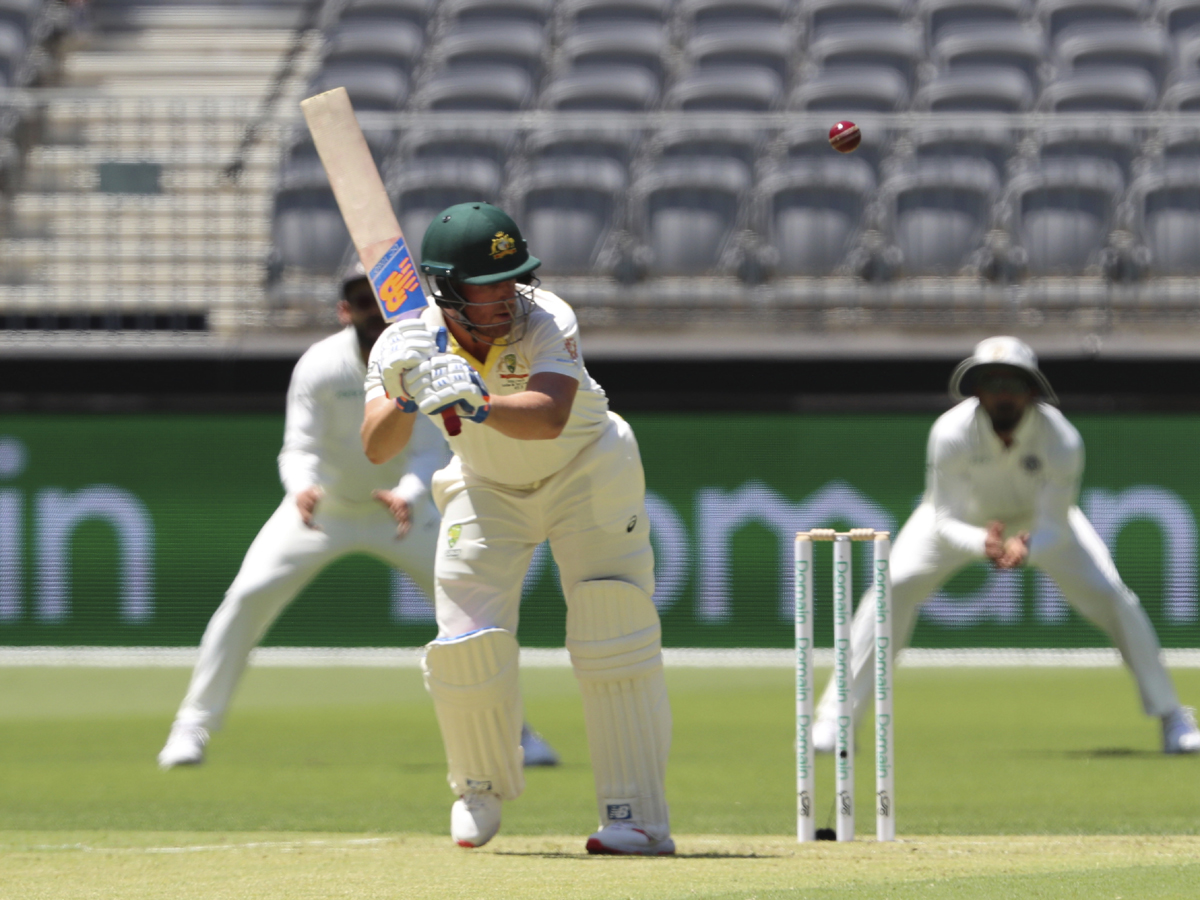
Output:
[
  {"xmin": 502, "ymin": 353, "xmax": 517, "ymax": 374},
  {"xmin": 490, "ymin": 231, "xmax": 517, "ymax": 260},
  {"xmin": 1022, "ymin": 454, "xmax": 1042, "ymax": 473},
  {"xmin": 445, "ymin": 523, "xmax": 463, "ymax": 558},
  {"xmin": 564, "ymin": 337, "xmax": 578, "ymax": 361}
]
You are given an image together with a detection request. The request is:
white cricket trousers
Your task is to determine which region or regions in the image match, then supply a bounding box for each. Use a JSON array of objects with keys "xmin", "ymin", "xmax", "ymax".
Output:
[
  {"xmin": 174, "ymin": 494, "xmax": 438, "ymax": 730},
  {"xmin": 430, "ymin": 413, "xmax": 655, "ymax": 638},
  {"xmin": 818, "ymin": 502, "xmax": 1180, "ymax": 725}
]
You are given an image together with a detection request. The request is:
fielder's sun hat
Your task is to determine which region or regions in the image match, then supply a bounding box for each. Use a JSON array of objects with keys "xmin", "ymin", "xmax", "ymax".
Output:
[{"xmin": 949, "ymin": 336, "xmax": 1059, "ymax": 405}]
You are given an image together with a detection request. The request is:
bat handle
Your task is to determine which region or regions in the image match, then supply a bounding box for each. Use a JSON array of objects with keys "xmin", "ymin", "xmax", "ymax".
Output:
[
  {"xmin": 441, "ymin": 408, "xmax": 462, "ymax": 436},
  {"xmin": 434, "ymin": 328, "xmax": 463, "ymax": 436}
]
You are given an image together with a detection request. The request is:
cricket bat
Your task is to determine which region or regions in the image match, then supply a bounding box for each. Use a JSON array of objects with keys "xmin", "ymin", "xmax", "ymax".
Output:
[{"xmin": 300, "ymin": 87, "xmax": 461, "ymax": 436}]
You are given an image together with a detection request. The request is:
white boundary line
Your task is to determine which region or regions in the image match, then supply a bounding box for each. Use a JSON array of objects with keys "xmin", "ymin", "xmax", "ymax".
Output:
[{"xmin": 1, "ymin": 646, "xmax": 1200, "ymax": 667}]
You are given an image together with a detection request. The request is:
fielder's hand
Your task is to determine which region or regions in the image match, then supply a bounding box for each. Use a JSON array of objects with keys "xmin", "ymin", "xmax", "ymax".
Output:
[
  {"xmin": 296, "ymin": 485, "xmax": 323, "ymax": 529},
  {"xmin": 985, "ymin": 521, "xmax": 1029, "ymax": 568},
  {"xmin": 371, "ymin": 489, "xmax": 411, "ymax": 538},
  {"xmin": 377, "ymin": 320, "xmax": 438, "ymax": 406},
  {"xmin": 403, "ymin": 354, "xmax": 491, "ymax": 424}
]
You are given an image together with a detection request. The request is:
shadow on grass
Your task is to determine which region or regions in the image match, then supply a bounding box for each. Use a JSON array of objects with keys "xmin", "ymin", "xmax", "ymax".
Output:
[
  {"xmin": 494, "ymin": 851, "xmax": 782, "ymax": 860},
  {"xmin": 1018, "ymin": 748, "xmax": 1162, "ymax": 759}
]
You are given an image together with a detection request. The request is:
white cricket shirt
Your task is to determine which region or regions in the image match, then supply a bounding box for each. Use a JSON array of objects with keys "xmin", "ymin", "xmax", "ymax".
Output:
[
  {"xmin": 279, "ymin": 326, "xmax": 449, "ymax": 504},
  {"xmin": 925, "ymin": 398, "xmax": 1083, "ymax": 565},
  {"xmin": 365, "ymin": 289, "xmax": 610, "ymax": 487}
]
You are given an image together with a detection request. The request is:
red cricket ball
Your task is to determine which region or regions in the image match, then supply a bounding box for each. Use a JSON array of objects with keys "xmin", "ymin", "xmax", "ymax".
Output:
[{"xmin": 828, "ymin": 120, "xmax": 861, "ymax": 154}]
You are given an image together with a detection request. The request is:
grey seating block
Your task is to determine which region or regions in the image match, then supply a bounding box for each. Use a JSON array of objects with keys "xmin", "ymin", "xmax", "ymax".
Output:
[
  {"xmin": 914, "ymin": 66, "xmax": 1034, "ymax": 111},
  {"xmin": 1006, "ymin": 159, "xmax": 1124, "ymax": 274}
]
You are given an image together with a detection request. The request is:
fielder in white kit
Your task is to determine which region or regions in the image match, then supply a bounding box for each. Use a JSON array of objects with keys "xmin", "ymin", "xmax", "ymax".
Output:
[
  {"xmin": 158, "ymin": 262, "xmax": 559, "ymax": 769},
  {"xmin": 813, "ymin": 336, "xmax": 1200, "ymax": 754},
  {"xmin": 361, "ymin": 202, "xmax": 673, "ymax": 855}
]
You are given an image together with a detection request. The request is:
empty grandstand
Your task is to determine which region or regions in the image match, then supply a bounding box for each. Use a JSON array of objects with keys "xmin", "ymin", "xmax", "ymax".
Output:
[{"xmin": 3, "ymin": 0, "xmax": 1200, "ymax": 351}]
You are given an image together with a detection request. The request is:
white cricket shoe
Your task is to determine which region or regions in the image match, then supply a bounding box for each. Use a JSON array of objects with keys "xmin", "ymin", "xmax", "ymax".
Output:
[
  {"xmin": 811, "ymin": 717, "xmax": 836, "ymax": 754},
  {"xmin": 157, "ymin": 722, "xmax": 209, "ymax": 769},
  {"xmin": 1163, "ymin": 706, "xmax": 1200, "ymax": 754},
  {"xmin": 451, "ymin": 791, "xmax": 502, "ymax": 848},
  {"xmin": 521, "ymin": 724, "xmax": 560, "ymax": 767},
  {"xmin": 586, "ymin": 823, "xmax": 676, "ymax": 856}
]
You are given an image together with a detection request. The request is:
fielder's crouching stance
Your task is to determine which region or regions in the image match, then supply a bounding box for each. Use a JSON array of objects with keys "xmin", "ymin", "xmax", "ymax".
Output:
[
  {"xmin": 813, "ymin": 337, "xmax": 1200, "ymax": 755},
  {"xmin": 361, "ymin": 202, "xmax": 673, "ymax": 854}
]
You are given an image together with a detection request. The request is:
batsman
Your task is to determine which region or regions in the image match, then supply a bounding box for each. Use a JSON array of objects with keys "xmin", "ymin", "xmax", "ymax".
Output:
[{"xmin": 361, "ymin": 202, "xmax": 672, "ymax": 855}]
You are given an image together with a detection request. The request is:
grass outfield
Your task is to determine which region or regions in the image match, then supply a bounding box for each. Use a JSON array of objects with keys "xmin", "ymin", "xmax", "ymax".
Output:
[{"xmin": 0, "ymin": 665, "xmax": 1198, "ymax": 897}]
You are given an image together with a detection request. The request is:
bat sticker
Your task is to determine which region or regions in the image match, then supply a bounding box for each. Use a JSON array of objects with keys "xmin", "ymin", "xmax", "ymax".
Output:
[{"xmin": 370, "ymin": 238, "xmax": 425, "ymax": 322}]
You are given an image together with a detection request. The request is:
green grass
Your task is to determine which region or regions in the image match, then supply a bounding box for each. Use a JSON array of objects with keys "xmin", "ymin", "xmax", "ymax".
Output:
[{"xmin": 0, "ymin": 665, "xmax": 1198, "ymax": 897}]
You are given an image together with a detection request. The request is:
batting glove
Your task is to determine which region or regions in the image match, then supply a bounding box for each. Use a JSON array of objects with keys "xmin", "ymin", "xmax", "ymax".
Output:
[
  {"xmin": 403, "ymin": 354, "xmax": 491, "ymax": 424},
  {"xmin": 377, "ymin": 320, "xmax": 437, "ymax": 401}
]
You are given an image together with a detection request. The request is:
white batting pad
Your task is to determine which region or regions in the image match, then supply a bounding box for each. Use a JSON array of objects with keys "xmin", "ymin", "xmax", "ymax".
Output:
[
  {"xmin": 567, "ymin": 580, "xmax": 671, "ymax": 840},
  {"xmin": 422, "ymin": 628, "xmax": 525, "ymax": 801}
]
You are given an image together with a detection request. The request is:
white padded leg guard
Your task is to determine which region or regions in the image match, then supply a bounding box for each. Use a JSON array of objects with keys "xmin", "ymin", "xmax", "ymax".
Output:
[
  {"xmin": 423, "ymin": 628, "xmax": 525, "ymax": 802},
  {"xmin": 567, "ymin": 580, "xmax": 671, "ymax": 841}
]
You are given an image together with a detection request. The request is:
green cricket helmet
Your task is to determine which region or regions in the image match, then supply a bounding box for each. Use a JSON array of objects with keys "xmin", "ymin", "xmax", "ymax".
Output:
[
  {"xmin": 419, "ymin": 202, "xmax": 541, "ymax": 345},
  {"xmin": 420, "ymin": 202, "xmax": 540, "ymax": 285}
]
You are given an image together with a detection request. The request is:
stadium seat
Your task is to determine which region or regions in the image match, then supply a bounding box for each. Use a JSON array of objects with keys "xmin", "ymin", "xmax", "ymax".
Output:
[
  {"xmin": 880, "ymin": 159, "xmax": 1001, "ymax": 274},
  {"xmin": 557, "ymin": 0, "xmax": 673, "ymax": 28},
  {"xmin": 931, "ymin": 23, "xmax": 1047, "ymax": 87},
  {"xmin": 399, "ymin": 125, "xmax": 518, "ymax": 169},
  {"xmin": 1158, "ymin": 128, "xmax": 1200, "ymax": 173},
  {"xmin": 1129, "ymin": 170, "xmax": 1200, "ymax": 275},
  {"xmin": 0, "ymin": 0, "xmax": 41, "ymax": 34},
  {"xmin": 435, "ymin": 22, "xmax": 548, "ymax": 79},
  {"xmin": 320, "ymin": 20, "xmax": 425, "ymax": 75},
  {"xmin": 524, "ymin": 125, "xmax": 642, "ymax": 169},
  {"xmin": 338, "ymin": 0, "xmax": 435, "ymax": 30},
  {"xmin": 307, "ymin": 64, "xmax": 409, "ymax": 111},
  {"xmin": 514, "ymin": 157, "xmax": 628, "ymax": 273},
  {"xmin": 1038, "ymin": 68, "xmax": 1157, "ymax": 111},
  {"xmin": 913, "ymin": 66, "xmax": 1035, "ymax": 111},
  {"xmin": 1037, "ymin": 0, "xmax": 1146, "ymax": 42},
  {"xmin": 678, "ymin": 0, "xmax": 794, "ymax": 33},
  {"xmin": 1155, "ymin": 0, "xmax": 1200, "ymax": 35},
  {"xmin": 683, "ymin": 27, "xmax": 795, "ymax": 84},
  {"xmin": 1034, "ymin": 125, "xmax": 1142, "ymax": 185},
  {"xmin": 540, "ymin": 66, "xmax": 660, "ymax": 110},
  {"xmin": 416, "ymin": 65, "xmax": 534, "ymax": 111},
  {"xmin": 392, "ymin": 158, "xmax": 504, "ymax": 249},
  {"xmin": 807, "ymin": 24, "xmax": 926, "ymax": 86},
  {"xmin": 0, "ymin": 19, "xmax": 27, "ymax": 86},
  {"xmin": 1053, "ymin": 23, "xmax": 1171, "ymax": 89},
  {"xmin": 656, "ymin": 125, "xmax": 767, "ymax": 171},
  {"xmin": 803, "ymin": 0, "xmax": 909, "ymax": 39},
  {"xmin": 1172, "ymin": 33, "xmax": 1200, "ymax": 80},
  {"xmin": 789, "ymin": 66, "xmax": 910, "ymax": 111},
  {"xmin": 757, "ymin": 157, "xmax": 877, "ymax": 275},
  {"xmin": 556, "ymin": 21, "xmax": 668, "ymax": 79},
  {"xmin": 441, "ymin": 0, "xmax": 555, "ymax": 28},
  {"xmin": 908, "ymin": 126, "xmax": 1017, "ymax": 181},
  {"xmin": 632, "ymin": 156, "xmax": 754, "ymax": 275},
  {"xmin": 1006, "ymin": 159, "xmax": 1124, "ymax": 274},
  {"xmin": 271, "ymin": 178, "xmax": 352, "ymax": 274},
  {"xmin": 916, "ymin": 0, "xmax": 1028, "ymax": 42},
  {"xmin": 665, "ymin": 66, "xmax": 784, "ymax": 111}
]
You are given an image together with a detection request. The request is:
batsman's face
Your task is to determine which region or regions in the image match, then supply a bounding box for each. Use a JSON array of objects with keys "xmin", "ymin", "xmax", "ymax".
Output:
[
  {"xmin": 458, "ymin": 279, "xmax": 520, "ymax": 339},
  {"xmin": 975, "ymin": 366, "xmax": 1033, "ymax": 435},
  {"xmin": 339, "ymin": 279, "xmax": 386, "ymax": 349}
]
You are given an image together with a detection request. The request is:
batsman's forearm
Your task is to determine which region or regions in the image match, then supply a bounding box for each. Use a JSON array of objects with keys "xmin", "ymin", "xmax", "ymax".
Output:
[
  {"xmin": 485, "ymin": 391, "xmax": 570, "ymax": 440},
  {"xmin": 362, "ymin": 395, "xmax": 416, "ymax": 463}
]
